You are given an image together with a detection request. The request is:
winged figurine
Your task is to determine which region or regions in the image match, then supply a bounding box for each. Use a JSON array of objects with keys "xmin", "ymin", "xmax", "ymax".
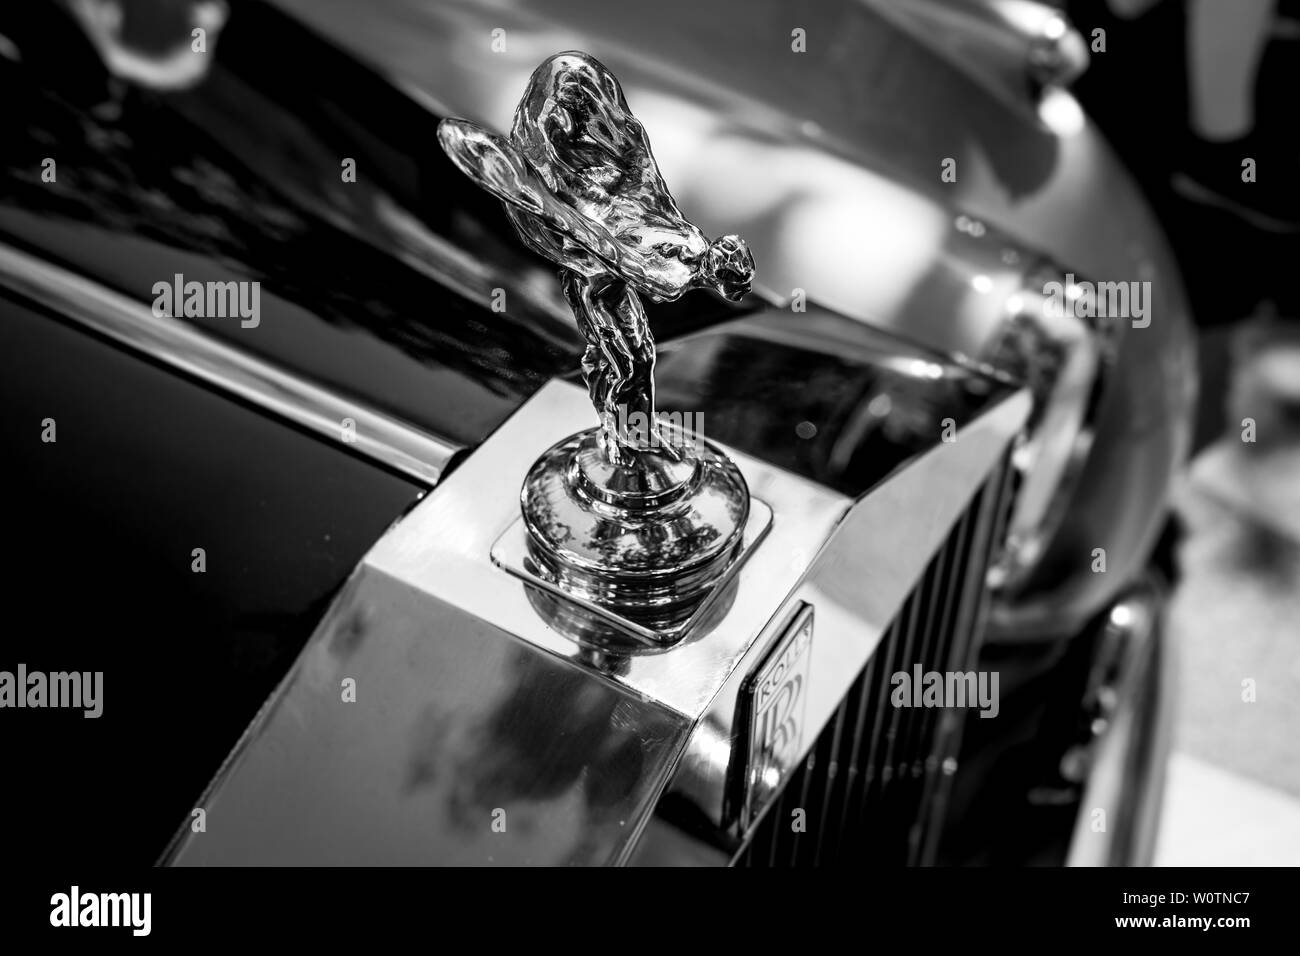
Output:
[{"xmin": 437, "ymin": 52, "xmax": 755, "ymax": 466}]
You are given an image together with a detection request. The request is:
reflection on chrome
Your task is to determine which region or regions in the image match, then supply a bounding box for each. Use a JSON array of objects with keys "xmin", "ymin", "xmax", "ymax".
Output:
[
  {"xmin": 982, "ymin": 267, "xmax": 1118, "ymax": 591},
  {"xmin": 69, "ymin": 0, "xmax": 228, "ymax": 90}
]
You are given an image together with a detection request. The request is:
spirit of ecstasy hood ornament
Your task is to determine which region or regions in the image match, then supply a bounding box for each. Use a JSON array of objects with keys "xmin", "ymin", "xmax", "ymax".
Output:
[
  {"xmin": 437, "ymin": 51, "xmax": 754, "ymax": 462},
  {"xmin": 438, "ymin": 52, "xmax": 762, "ymax": 640}
]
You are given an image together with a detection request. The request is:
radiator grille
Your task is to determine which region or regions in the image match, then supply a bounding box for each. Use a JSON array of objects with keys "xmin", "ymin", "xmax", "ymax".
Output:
[{"xmin": 734, "ymin": 452, "xmax": 1015, "ymax": 866}]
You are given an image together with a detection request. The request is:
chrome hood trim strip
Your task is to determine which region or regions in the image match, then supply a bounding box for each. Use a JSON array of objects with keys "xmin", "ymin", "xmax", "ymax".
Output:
[{"xmin": 0, "ymin": 242, "xmax": 459, "ymax": 485}]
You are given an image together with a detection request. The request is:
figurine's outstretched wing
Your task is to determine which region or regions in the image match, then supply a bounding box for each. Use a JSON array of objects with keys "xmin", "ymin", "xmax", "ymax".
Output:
[
  {"xmin": 509, "ymin": 53, "xmax": 685, "ymax": 232},
  {"xmin": 436, "ymin": 118, "xmax": 624, "ymax": 269},
  {"xmin": 507, "ymin": 53, "xmax": 717, "ymax": 301}
]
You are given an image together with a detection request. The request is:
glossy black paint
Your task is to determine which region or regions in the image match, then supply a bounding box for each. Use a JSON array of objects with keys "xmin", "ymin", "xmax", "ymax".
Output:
[
  {"xmin": 0, "ymin": 1, "xmax": 591, "ymax": 447},
  {"xmin": 1, "ymin": 292, "xmax": 423, "ymax": 865}
]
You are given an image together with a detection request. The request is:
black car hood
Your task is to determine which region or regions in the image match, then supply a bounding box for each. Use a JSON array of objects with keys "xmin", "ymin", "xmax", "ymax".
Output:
[{"xmin": 0, "ymin": 1, "xmax": 601, "ymax": 449}]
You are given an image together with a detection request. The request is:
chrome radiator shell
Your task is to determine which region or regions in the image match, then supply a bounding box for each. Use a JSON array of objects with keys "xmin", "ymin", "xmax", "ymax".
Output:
[{"xmin": 164, "ymin": 320, "xmax": 1029, "ymax": 866}]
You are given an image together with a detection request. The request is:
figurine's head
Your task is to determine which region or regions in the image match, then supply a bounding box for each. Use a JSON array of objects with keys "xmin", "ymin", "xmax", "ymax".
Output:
[{"xmin": 703, "ymin": 234, "xmax": 755, "ymax": 302}]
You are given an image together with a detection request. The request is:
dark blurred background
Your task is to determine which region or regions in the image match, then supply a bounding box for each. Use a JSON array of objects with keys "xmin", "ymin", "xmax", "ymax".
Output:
[{"xmin": 1068, "ymin": 0, "xmax": 1300, "ymax": 864}]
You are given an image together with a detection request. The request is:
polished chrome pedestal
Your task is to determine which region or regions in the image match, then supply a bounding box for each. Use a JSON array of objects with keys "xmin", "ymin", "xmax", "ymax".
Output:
[{"xmin": 493, "ymin": 425, "xmax": 771, "ymax": 646}]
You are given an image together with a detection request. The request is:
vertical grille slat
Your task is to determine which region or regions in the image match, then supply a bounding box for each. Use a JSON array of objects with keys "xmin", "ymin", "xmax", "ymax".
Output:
[
  {"xmin": 911, "ymin": 452, "xmax": 1021, "ymax": 864},
  {"xmin": 832, "ymin": 665, "xmax": 874, "ymax": 843},
  {"xmin": 900, "ymin": 514, "xmax": 958, "ymax": 773},
  {"xmin": 765, "ymin": 788, "xmax": 790, "ymax": 867},
  {"xmin": 840, "ymin": 646, "xmax": 883, "ymax": 849},
  {"xmin": 812, "ymin": 698, "xmax": 851, "ymax": 866},
  {"xmin": 903, "ymin": 494, "xmax": 983, "ymax": 862},
  {"xmin": 890, "ymin": 550, "xmax": 949, "ymax": 839},
  {"xmin": 735, "ymin": 450, "xmax": 1015, "ymax": 866},
  {"xmin": 787, "ymin": 747, "xmax": 818, "ymax": 866},
  {"xmin": 794, "ymin": 730, "xmax": 834, "ymax": 866},
  {"xmin": 898, "ymin": 491, "xmax": 981, "ymax": 847}
]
